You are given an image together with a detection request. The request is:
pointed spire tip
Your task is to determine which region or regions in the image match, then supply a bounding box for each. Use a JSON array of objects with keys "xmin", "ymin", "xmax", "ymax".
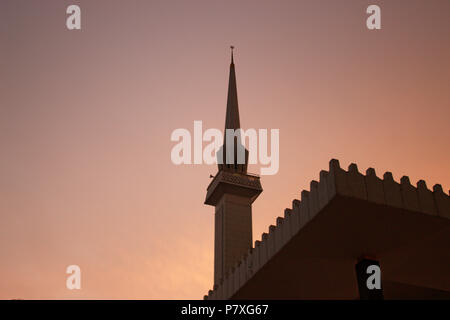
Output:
[{"xmin": 230, "ymin": 45, "xmax": 234, "ymax": 64}]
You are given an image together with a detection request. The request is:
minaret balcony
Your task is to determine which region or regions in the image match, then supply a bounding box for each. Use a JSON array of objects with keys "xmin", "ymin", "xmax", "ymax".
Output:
[{"xmin": 204, "ymin": 170, "xmax": 262, "ymax": 206}]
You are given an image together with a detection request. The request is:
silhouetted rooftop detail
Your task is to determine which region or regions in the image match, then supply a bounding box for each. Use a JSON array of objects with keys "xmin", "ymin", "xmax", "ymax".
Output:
[{"xmin": 204, "ymin": 159, "xmax": 450, "ymax": 300}]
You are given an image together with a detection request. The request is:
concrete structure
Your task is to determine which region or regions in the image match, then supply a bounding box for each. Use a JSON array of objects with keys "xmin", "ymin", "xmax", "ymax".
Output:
[{"xmin": 203, "ymin": 52, "xmax": 450, "ymax": 300}]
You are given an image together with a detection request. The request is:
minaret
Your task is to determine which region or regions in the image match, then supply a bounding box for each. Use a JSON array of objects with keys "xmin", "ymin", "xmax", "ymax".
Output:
[{"xmin": 205, "ymin": 47, "xmax": 263, "ymax": 286}]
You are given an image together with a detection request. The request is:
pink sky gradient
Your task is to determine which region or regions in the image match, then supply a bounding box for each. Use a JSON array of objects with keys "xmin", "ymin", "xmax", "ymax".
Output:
[{"xmin": 1, "ymin": 0, "xmax": 449, "ymax": 299}]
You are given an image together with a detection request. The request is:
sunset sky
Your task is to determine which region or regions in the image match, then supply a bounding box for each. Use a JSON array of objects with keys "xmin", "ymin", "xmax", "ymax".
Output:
[{"xmin": 1, "ymin": 0, "xmax": 449, "ymax": 299}]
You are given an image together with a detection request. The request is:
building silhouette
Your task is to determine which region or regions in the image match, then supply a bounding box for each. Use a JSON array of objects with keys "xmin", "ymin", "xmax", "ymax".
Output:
[{"xmin": 204, "ymin": 50, "xmax": 450, "ymax": 300}]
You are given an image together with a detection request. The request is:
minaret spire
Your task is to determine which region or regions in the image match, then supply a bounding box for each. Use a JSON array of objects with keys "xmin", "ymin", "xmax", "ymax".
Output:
[
  {"xmin": 219, "ymin": 46, "xmax": 247, "ymax": 173},
  {"xmin": 225, "ymin": 45, "xmax": 240, "ymax": 131}
]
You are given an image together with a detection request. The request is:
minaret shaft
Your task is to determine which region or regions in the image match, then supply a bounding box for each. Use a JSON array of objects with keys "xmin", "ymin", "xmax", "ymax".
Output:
[{"xmin": 214, "ymin": 194, "xmax": 253, "ymax": 285}]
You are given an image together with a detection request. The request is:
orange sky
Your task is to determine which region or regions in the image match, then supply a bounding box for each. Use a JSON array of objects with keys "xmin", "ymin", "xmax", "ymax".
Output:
[{"xmin": 1, "ymin": 0, "xmax": 449, "ymax": 299}]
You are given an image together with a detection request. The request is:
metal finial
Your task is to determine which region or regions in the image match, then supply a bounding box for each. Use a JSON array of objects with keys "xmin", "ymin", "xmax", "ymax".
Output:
[{"xmin": 230, "ymin": 45, "xmax": 234, "ymax": 64}]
